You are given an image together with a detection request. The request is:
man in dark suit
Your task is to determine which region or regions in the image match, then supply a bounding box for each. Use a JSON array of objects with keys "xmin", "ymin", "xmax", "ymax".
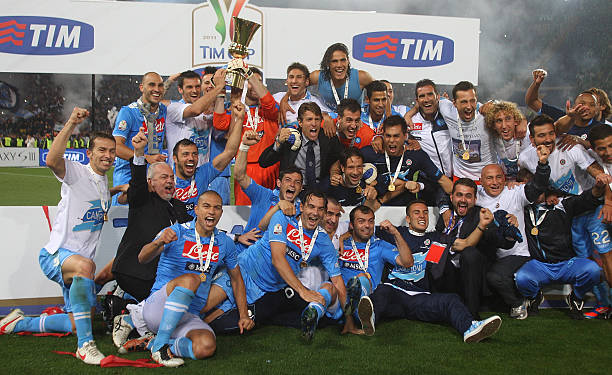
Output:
[{"xmin": 259, "ymin": 102, "xmax": 342, "ymax": 193}]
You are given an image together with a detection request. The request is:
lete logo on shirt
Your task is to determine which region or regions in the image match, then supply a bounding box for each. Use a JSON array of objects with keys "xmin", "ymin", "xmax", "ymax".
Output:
[
  {"xmin": 72, "ymin": 200, "xmax": 105, "ymax": 232},
  {"xmin": 174, "ymin": 186, "xmax": 199, "ymax": 201},
  {"xmin": 182, "ymin": 241, "xmax": 220, "ymax": 262},
  {"xmin": 339, "ymin": 247, "xmax": 368, "ymax": 263},
  {"xmin": 286, "ymin": 224, "xmax": 313, "ymax": 249},
  {"xmin": 142, "ymin": 117, "xmax": 166, "ymax": 133}
]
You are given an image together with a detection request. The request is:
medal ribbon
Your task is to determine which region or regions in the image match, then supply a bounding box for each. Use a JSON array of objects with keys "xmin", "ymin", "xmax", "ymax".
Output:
[
  {"xmin": 528, "ymin": 206, "xmax": 548, "ymax": 231},
  {"xmin": 298, "ymin": 218, "xmax": 319, "ymax": 263},
  {"xmin": 443, "ymin": 210, "xmax": 465, "ymax": 236},
  {"xmin": 195, "ymin": 226, "xmax": 215, "ymax": 277},
  {"xmin": 331, "ymin": 79, "xmax": 350, "ymax": 105},
  {"xmin": 385, "ymin": 151, "xmax": 404, "ymax": 189},
  {"xmin": 245, "ymin": 106, "xmax": 260, "ymax": 131},
  {"xmin": 350, "ymin": 237, "xmax": 371, "ymax": 273}
]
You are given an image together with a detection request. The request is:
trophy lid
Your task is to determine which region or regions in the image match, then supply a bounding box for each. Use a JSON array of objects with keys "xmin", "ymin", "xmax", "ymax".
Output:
[{"xmin": 228, "ymin": 16, "xmax": 261, "ymax": 58}]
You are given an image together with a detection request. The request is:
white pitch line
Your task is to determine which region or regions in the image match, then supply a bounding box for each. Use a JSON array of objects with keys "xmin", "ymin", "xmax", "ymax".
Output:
[{"xmin": 0, "ymin": 171, "xmax": 56, "ymax": 179}]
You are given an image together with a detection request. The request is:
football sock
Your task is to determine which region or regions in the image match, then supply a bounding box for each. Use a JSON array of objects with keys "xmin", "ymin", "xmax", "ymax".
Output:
[
  {"xmin": 151, "ymin": 286, "xmax": 194, "ymax": 353},
  {"xmin": 70, "ymin": 276, "xmax": 95, "ymax": 347},
  {"xmin": 14, "ymin": 313, "xmax": 72, "ymax": 333},
  {"xmin": 169, "ymin": 337, "xmax": 196, "ymax": 360}
]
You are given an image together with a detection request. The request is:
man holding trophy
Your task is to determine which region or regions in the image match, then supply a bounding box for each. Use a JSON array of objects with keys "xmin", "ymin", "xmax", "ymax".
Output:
[{"xmin": 213, "ymin": 17, "xmax": 280, "ymax": 205}]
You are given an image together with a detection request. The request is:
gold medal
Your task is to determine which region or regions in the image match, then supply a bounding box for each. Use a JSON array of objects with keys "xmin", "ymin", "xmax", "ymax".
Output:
[
  {"xmin": 531, "ymin": 227, "xmax": 539, "ymax": 236},
  {"xmin": 300, "ymin": 261, "xmax": 308, "ymax": 268},
  {"xmin": 462, "ymin": 151, "xmax": 470, "ymax": 160},
  {"xmin": 199, "ymin": 273, "xmax": 207, "ymax": 282},
  {"xmin": 104, "ymin": 213, "xmax": 108, "ymax": 221},
  {"xmin": 388, "ymin": 183, "xmax": 396, "ymax": 192},
  {"xmin": 356, "ymin": 186, "xmax": 362, "ymax": 194}
]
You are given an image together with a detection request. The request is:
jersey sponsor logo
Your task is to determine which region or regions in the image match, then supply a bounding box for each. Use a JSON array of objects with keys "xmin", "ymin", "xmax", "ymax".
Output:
[
  {"xmin": 285, "ymin": 247, "xmax": 301, "ymax": 262},
  {"xmin": 182, "ymin": 240, "xmax": 220, "ymax": 262},
  {"xmin": 185, "ymin": 262, "xmax": 212, "ymax": 273},
  {"xmin": 394, "ymin": 252, "xmax": 426, "ymax": 281},
  {"xmin": 339, "ymin": 247, "xmax": 368, "ymax": 263},
  {"xmin": 352, "ymin": 31, "xmax": 454, "ymax": 68},
  {"xmin": 173, "ymin": 185, "xmax": 199, "ymax": 201},
  {"xmin": 184, "ymin": 202, "xmax": 195, "ymax": 212},
  {"xmin": 72, "ymin": 199, "xmax": 105, "ymax": 232},
  {"xmin": 412, "ymin": 122, "xmax": 423, "ymax": 131},
  {"xmin": 142, "ymin": 117, "xmax": 166, "ymax": 133},
  {"xmin": 341, "ymin": 261, "xmax": 364, "ymax": 271},
  {"xmin": 0, "ymin": 16, "xmax": 94, "ymax": 56},
  {"xmin": 286, "ymin": 224, "xmax": 313, "ymax": 249}
]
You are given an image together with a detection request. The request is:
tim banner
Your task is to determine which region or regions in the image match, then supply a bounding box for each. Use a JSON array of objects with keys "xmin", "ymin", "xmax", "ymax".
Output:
[
  {"xmin": 0, "ymin": 147, "xmax": 39, "ymax": 167},
  {"xmin": 39, "ymin": 148, "xmax": 89, "ymax": 166}
]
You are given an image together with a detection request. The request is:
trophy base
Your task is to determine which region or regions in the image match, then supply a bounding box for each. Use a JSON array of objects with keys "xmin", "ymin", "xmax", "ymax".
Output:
[{"xmin": 225, "ymin": 70, "xmax": 247, "ymax": 89}]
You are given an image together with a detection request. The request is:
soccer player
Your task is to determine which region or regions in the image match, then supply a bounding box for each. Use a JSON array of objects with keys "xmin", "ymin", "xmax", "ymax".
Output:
[
  {"xmin": 171, "ymin": 100, "xmax": 245, "ymax": 216},
  {"xmin": 0, "ymin": 108, "xmax": 117, "ymax": 364},
  {"xmin": 361, "ymin": 115, "xmax": 453, "ymax": 207},
  {"xmin": 234, "ymin": 130, "xmax": 302, "ymax": 239},
  {"xmin": 477, "ymin": 144, "xmax": 551, "ymax": 319},
  {"xmin": 405, "ymin": 79, "xmax": 452, "ymax": 177},
  {"xmin": 137, "ymin": 189, "xmax": 252, "ymax": 367},
  {"xmin": 515, "ymin": 175, "xmax": 611, "ymax": 319},
  {"xmin": 336, "ymin": 98, "xmax": 375, "ymax": 150},
  {"xmin": 483, "ymin": 101, "xmax": 530, "ymax": 181},
  {"xmin": 327, "ymin": 147, "xmax": 378, "ymax": 208},
  {"xmin": 273, "ymin": 62, "xmax": 331, "ymax": 124},
  {"xmin": 361, "ymin": 80, "xmax": 399, "ymax": 134},
  {"xmin": 356, "ymin": 200, "xmax": 502, "ymax": 342},
  {"xmin": 208, "ymin": 191, "xmax": 346, "ymax": 341},
  {"xmin": 322, "ymin": 197, "xmax": 349, "ymax": 250},
  {"xmin": 163, "ymin": 69, "xmax": 226, "ymax": 169},
  {"xmin": 339, "ymin": 205, "xmax": 413, "ymax": 334},
  {"xmin": 381, "ymin": 80, "xmax": 408, "ymax": 117},
  {"xmin": 308, "ymin": 43, "xmax": 373, "ymax": 112},
  {"xmin": 438, "ymin": 81, "xmax": 497, "ymax": 180},
  {"xmin": 112, "ymin": 72, "xmax": 167, "ymax": 205},
  {"xmin": 213, "ymin": 68, "xmax": 279, "ymax": 205}
]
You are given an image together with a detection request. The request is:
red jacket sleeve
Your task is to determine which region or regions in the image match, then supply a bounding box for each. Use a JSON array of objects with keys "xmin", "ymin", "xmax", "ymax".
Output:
[
  {"xmin": 259, "ymin": 92, "xmax": 279, "ymax": 122},
  {"xmin": 213, "ymin": 111, "xmax": 231, "ymax": 131}
]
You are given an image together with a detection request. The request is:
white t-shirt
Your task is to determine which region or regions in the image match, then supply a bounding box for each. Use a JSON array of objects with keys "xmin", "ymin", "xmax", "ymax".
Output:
[
  {"xmin": 438, "ymin": 98, "xmax": 497, "ymax": 180},
  {"xmin": 44, "ymin": 160, "xmax": 110, "ymax": 259},
  {"xmin": 165, "ymin": 101, "xmax": 212, "ymax": 168},
  {"xmin": 477, "ymin": 185, "xmax": 530, "ymax": 258},
  {"xmin": 330, "ymin": 221, "xmax": 350, "ymax": 250},
  {"xmin": 518, "ymin": 143, "xmax": 594, "ymax": 195},
  {"xmin": 493, "ymin": 130, "xmax": 532, "ymax": 180},
  {"xmin": 273, "ymin": 90, "xmax": 332, "ymax": 124},
  {"xmin": 411, "ymin": 111, "xmax": 453, "ymax": 177}
]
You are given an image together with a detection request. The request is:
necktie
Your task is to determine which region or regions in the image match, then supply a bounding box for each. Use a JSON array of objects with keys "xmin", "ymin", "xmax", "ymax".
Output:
[{"xmin": 305, "ymin": 140, "xmax": 316, "ymax": 188}]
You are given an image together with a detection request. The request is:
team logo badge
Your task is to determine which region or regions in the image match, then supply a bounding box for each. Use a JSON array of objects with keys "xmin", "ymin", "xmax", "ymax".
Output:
[
  {"xmin": 560, "ymin": 159, "xmax": 566, "ymax": 165},
  {"xmin": 424, "ymin": 239, "xmax": 430, "ymax": 245},
  {"xmin": 117, "ymin": 120, "xmax": 127, "ymax": 131},
  {"xmin": 273, "ymin": 223, "xmax": 282, "ymax": 235},
  {"xmin": 405, "ymin": 159, "xmax": 412, "ymax": 166},
  {"xmin": 580, "ymin": 134, "xmax": 587, "ymax": 140},
  {"xmin": 355, "ymin": 137, "xmax": 361, "ymax": 144}
]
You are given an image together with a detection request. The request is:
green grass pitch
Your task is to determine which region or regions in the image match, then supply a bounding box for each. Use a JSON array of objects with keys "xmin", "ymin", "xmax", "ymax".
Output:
[{"xmin": 1, "ymin": 167, "xmax": 611, "ymax": 374}]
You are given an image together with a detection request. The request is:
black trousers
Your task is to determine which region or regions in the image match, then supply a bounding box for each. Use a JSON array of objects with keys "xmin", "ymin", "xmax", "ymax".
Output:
[
  {"xmin": 209, "ymin": 286, "xmax": 309, "ymax": 334},
  {"xmin": 432, "ymin": 246, "xmax": 488, "ymax": 320},
  {"xmin": 114, "ymin": 272, "xmax": 154, "ymax": 302},
  {"xmin": 370, "ymin": 284, "xmax": 473, "ymax": 333},
  {"xmin": 486, "ymin": 255, "xmax": 530, "ymax": 307}
]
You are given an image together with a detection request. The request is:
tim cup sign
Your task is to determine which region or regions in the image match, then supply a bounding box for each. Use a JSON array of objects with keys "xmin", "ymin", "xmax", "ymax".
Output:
[{"xmin": 192, "ymin": 0, "xmax": 263, "ymax": 70}]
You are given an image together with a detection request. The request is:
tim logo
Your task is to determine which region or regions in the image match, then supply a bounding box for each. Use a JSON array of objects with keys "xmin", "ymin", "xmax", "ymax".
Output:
[
  {"xmin": 352, "ymin": 31, "xmax": 454, "ymax": 67},
  {"xmin": 0, "ymin": 16, "xmax": 94, "ymax": 55},
  {"xmin": 182, "ymin": 240, "xmax": 220, "ymax": 262},
  {"xmin": 42, "ymin": 150, "xmax": 88, "ymax": 163},
  {"xmin": 72, "ymin": 200, "xmax": 104, "ymax": 233}
]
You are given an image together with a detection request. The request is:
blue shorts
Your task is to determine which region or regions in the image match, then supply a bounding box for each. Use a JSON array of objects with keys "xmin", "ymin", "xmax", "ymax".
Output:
[
  {"xmin": 572, "ymin": 206, "xmax": 611, "ymax": 256},
  {"xmin": 39, "ymin": 248, "xmax": 78, "ymax": 312},
  {"xmin": 212, "ymin": 267, "xmax": 265, "ymax": 313}
]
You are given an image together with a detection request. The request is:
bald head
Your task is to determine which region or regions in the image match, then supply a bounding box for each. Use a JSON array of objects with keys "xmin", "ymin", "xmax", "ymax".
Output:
[
  {"xmin": 140, "ymin": 72, "xmax": 164, "ymax": 107},
  {"xmin": 480, "ymin": 164, "xmax": 505, "ymax": 197}
]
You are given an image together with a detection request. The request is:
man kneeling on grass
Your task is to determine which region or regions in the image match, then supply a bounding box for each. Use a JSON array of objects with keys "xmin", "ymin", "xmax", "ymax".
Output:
[
  {"xmin": 132, "ymin": 129, "xmax": 252, "ymax": 367},
  {"xmin": 355, "ymin": 200, "xmax": 502, "ymax": 342}
]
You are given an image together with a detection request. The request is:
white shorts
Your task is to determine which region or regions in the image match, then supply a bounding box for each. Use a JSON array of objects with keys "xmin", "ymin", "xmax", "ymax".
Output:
[
  {"xmin": 142, "ymin": 286, "xmax": 215, "ymax": 339},
  {"xmin": 298, "ymin": 266, "xmax": 341, "ymax": 319}
]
